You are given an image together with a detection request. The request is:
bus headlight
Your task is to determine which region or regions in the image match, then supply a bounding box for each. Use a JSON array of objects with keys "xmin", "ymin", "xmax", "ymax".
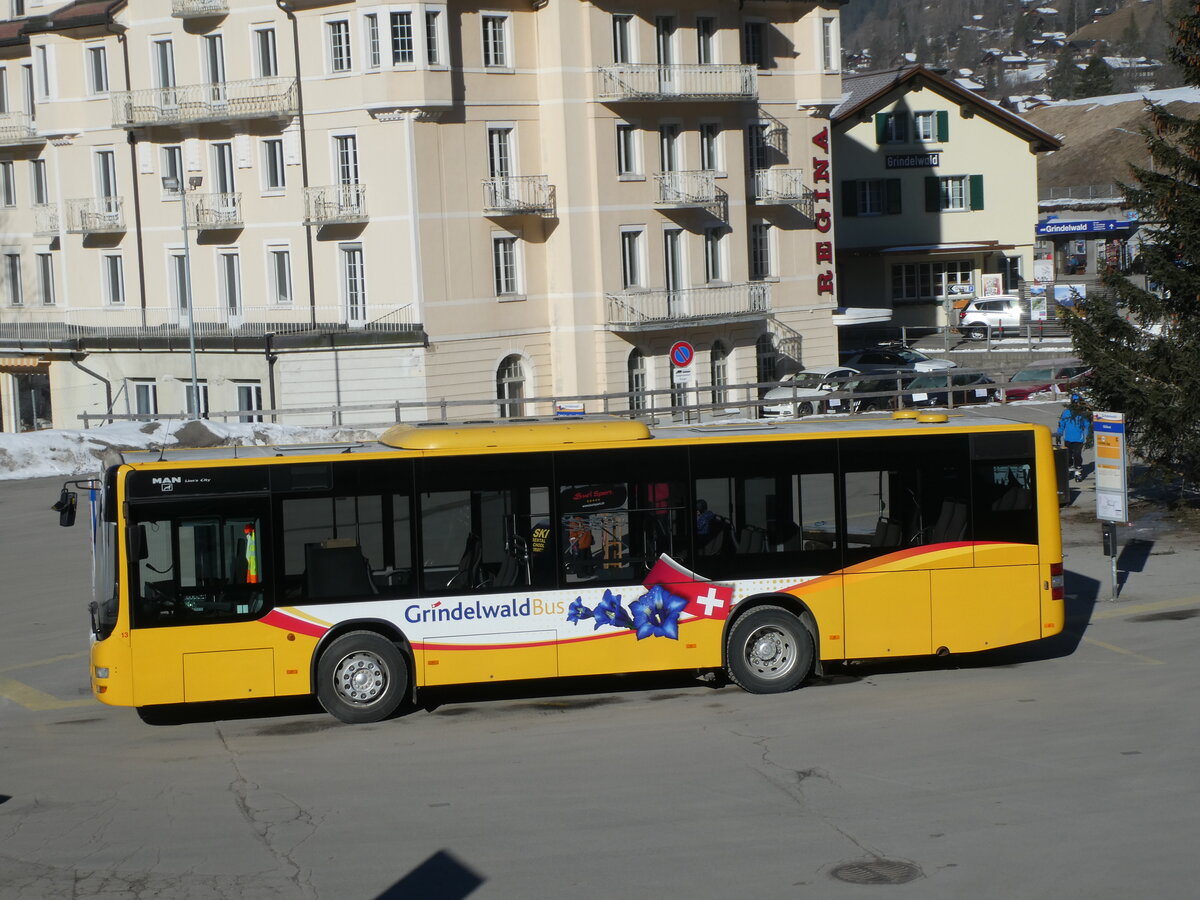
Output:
[{"xmin": 94, "ymin": 667, "xmax": 110, "ymax": 679}]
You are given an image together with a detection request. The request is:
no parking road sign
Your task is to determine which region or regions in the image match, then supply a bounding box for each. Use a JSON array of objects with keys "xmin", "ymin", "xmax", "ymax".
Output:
[{"xmin": 669, "ymin": 342, "xmax": 694, "ymax": 367}]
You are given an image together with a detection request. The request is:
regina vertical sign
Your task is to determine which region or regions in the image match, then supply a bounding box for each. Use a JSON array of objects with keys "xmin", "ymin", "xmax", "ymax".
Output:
[{"xmin": 811, "ymin": 127, "xmax": 834, "ymax": 297}]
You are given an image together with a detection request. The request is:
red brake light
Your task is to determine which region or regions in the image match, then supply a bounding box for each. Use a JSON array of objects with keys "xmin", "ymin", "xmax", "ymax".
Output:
[{"xmin": 1049, "ymin": 562, "xmax": 1064, "ymax": 600}]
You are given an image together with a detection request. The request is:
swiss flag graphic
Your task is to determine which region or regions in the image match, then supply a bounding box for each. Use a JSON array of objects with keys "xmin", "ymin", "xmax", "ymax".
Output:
[{"xmin": 643, "ymin": 555, "xmax": 733, "ymax": 621}]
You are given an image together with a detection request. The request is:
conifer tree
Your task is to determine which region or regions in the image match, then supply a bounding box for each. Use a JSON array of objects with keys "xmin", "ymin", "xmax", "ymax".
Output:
[
  {"xmin": 1075, "ymin": 56, "xmax": 1115, "ymax": 97},
  {"xmin": 1063, "ymin": 3, "xmax": 1200, "ymax": 486},
  {"xmin": 1049, "ymin": 46, "xmax": 1080, "ymax": 99}
]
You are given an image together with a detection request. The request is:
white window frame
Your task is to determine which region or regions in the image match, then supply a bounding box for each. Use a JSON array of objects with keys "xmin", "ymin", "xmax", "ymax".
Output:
[
  {"xmin": 491, "ymin": 230, "xmax": 523, "ymax": 299},
  {"xmin": 704, "ymin": 226, "xmax": 726, "ymax": 284},
  {"xmin": 940, "ymin": 175, "xmax": 968, "ymax": 211},
  {"xmin": 185, "ymin": 380, "xmax": 209, "ymax": 418},
  {"xmin": 0, "ymin": 67, "xmax": 8, "ymax": 113},
  {"xmin": 168, "ymin": 247, "xmax": 190, "ymax": 313},
  {"xmin": 29, "ymin": 158, "xmax": 47, "ymax": 205},
  {"xmin": 882, "ymin": 111, "xmax": 907, "ymax": 144},
  {"xmin": 266, "ymin": 242, "xmax": 293, "ymax": 306},
  {"xmin": 160, "ymin": 145, "xmax": 183, "ymax": 198},
  {"xmin": 389, "ymin": 10, "xmax": 415, "ymax": 66},
  {"xmin": 35, "ymin": 249, "xmax": 54, "ymax": 306},
  {"xmin": 658, "ymin": 122, "xmax": 681, "ymax": 172},
  {"xmin": 857, "ymin": 179, "xmax": 885, "ymax": 216},
  {"xmin": 102, "ymin": 253, "xmax": 125, "ymax": 305},
  {"xmin": 425, "ymin": 7, "xmax": 446, "ymax": 67},
  {"xmin": 611, "ymin": 13, "xmax": 636, "ymax": 64},
  {"xmin": 821, "ymin": 17, "xmax": 839, "ymax": 73},
  {"xmin": 742, "ymin": 19, "xmax": 768, "ymax": 70},
  {"xmin": 217, "ymin": 249, "xmax": 242, "ymax": 318},
  {"xmin": 3, "ymin": 250, "xmax": 22, "ymax": 306},
  {"xmin": 481, "ymin": 11, "xmax": 511, "ymax": 69},
  {"xmin": 486, "ymin": 123, "xmax": 515, "ymax": 178},
  {"xmin": 363, "ymin": 13, "xmax": 382, "ymax": 70},
  {"xmin": 699, "ymin": 121, "xmax": 722, "ymax": 173},
  {"xmin": 261, "ymin": 137, "xmax": 286, "ymax": 193},
  {"xmin": 749, "ymin": 221, "xmax": 774, "ymax": 280},
  {"xmin": 253, "ymin": 26, "xmax": 278, "ymax": 78},
  {"xmin": 914, "ymin": 111, "xmax": 936, "ymax": 143},
  {"xmin": 326, "ymin": 17, "xmax": 353, "ymax": 74},
  {"xmin": 616, "ymin": 121, "xmax": 641, "ymax": 178},
  {"xmin": 332, "ymin": 132, "xmax": 360, "ymax": 185},
  {"xmin": 85, "ymin": 43, "xmax": 108, "ymax": 96},
  {"xmin": 151, "ymin": 37, "xmax": 176, "ymax": 90},
  {"xmin": 619, "ymin": 225, "xmax": 646, "ymax": 290},
  {"xmin": 132, "ymin": 379, "xmax": 158, "ymax": 416},
  {"xmin": 236, "ymin": 381, "xmax": 264, "ymax": 423},
  {"xmin": 33, "ymin": 44, "xmax": 53, "ymax": 100},
  {"xmin": 340, "ymin": 242, "xmax": 367, "ymax": 323},
  {"xmin": 0, "ymin": 161, "xmax": 15, "ymax": 207},
  {"xmin": 696, "ymin": 16, "xmax": 717, "ymax": 65}
]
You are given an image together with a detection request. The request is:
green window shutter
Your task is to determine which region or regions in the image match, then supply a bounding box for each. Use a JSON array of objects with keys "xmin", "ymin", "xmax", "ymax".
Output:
[
  {"xmin": 875, "ymin": 113, "xmax": 888, "ymax": 144},
  {"xmin": 886, "ymin": 178, "xmax": 902, "ymax": 215},
  {"xmin": 925, "ymin": 176, "xmax": 940, "ymax": 212},
  {"xmin": 969, "ymin": 174, "xmax": 984, "ymax": 210},
  {"xmin": 841, "ymin": 181, "xmax": 859, "ymax": 216},
  {"xmin": 936, "ymin": 110, "xmax": 949, "ymax": 142}
]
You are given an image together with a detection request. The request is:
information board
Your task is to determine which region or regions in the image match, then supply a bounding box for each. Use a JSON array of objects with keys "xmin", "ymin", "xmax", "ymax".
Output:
[{"xmin": 1093, "ymin": 411, "xmax": 1129, "ymax": 523}]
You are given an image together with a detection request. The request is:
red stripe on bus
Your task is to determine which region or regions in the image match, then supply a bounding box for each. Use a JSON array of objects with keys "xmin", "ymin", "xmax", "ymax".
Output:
[{"xmin": 262, "ymin": 610, "xmax": 329, "ymax": 639}]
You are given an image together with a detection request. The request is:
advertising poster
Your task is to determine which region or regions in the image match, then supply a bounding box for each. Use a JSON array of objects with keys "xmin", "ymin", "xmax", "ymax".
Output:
[
  {"xmin": 980, "ymin": 273, "xmax": 1003, "ymax": 297},
  {"xmin": 1033, "ymin": 258, "xmax": 1054, "ymax": 285},
  {"xmin": 1053, "ymin": 283, "xmax": 1086, "ymax": 308},
  {"xmin": 1029, "ymin": 284, "xmax": 1048, "ymax": 322}
]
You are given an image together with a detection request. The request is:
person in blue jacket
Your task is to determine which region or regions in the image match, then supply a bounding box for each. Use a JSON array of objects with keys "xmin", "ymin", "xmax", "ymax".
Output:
[{"xmin": 1056, "ymin": 393, "xmax": 1093, "ymax": 482}]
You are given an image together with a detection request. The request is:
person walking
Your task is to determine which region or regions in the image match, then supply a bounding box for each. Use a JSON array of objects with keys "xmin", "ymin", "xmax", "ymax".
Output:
[{"xmin": 1056, "ymin": 393, "xmax": 1093, "ymax": 482}]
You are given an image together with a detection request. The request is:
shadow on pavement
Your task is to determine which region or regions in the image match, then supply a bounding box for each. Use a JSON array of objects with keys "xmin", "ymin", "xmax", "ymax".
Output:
[{"xmin": 1116, "ymin": 538, "xmax": 1154, "ymax": 594}]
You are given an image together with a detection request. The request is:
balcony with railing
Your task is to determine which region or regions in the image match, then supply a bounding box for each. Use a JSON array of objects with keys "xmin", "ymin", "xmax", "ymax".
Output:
[
  {"xmin": 752, "ymin": 169, "xmax": 812, "ymax": 210},
  {"xmin": 112, "ymin": 77, "xmax": 298, "ymax": 128},
  {"xmin": 182, "ymin": 192, "xmax": 243, "ymax": 230},
  {"xmin": 606, "ymin": 282, "xmax": 771, "ymax": 331},
  {"xmin": 0, "ymin": 112, "xmax": 42, "ymax": 146},
  {"xmin": 0, "ymin": 304, "xmax": 421, "ymax": 351},
  {"xmin": 33, "ymin": 204, "xmax": 60, "ymax": 237},
  {"xmin": 65, "ymin": 197, "xmax": 125, "ymax": 234},
  {"xmin": 655, "ymin": 170, "xmax": 723, "ymax": 209},
  {"xmin": 304, "ymin": 184, "xmax": 368, "ymax": 225},
  {"xmin": 483, "ymin": 175, "xmax": 556, "ymax": 217},
  {"xmin": 596, "ymin": 64, "xmax": 757, "ymax": 101},
  {"xmin": 171, "ymin": 0, "xmax": 229, "ymax": 16}
]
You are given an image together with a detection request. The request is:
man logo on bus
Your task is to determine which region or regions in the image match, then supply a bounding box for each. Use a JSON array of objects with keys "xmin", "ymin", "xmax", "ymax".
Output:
[{"xmin": 151, "ymin": 476, "xmax": 182, "ymax": 492}]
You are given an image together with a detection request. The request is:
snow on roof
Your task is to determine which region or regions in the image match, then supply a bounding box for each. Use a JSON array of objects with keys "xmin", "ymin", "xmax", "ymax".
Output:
[{"xmin": 1043, "ymin": 85, "xmax": 1200, "ymax": 107}]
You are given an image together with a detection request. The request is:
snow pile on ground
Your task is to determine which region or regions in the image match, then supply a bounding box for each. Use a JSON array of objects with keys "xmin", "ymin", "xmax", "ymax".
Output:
[{"xmin": 0, "ymin": 420, "xmax": 382, "ymax": 482}]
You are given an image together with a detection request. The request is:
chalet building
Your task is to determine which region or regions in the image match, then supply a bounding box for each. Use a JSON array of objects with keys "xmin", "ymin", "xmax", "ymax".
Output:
[
  {"xmin": 831, "ymin": 65, "xmax": 1059, "ymax": 329},
  {"xmin": 0, "ymin": 0, "xmax": 845, "ymax": 431}
]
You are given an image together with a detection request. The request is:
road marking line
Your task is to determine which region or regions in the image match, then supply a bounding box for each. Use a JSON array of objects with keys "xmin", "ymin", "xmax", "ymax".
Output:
[
  {"xmin": 0, "ymin": 677, "xmax": 95, "ymax": 711},
  {"xmin": 1081, "ymin": 637, "xmax": 1165, "ymax": 665},
  {"xmin": 1090, "ymin": 596, "xmax": 1200, "ymax": 621},
  {"xmin": 0, "ymin": 651, "xmax": 88, "ymax": 675}
]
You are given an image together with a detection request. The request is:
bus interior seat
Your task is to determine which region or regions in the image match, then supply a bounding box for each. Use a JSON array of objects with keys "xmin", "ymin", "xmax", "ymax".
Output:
[
  {"xmin": 446, "ymin": 532, "xmax": 482, "ymax": 589},
  {"xmin": 929, "ymin": 500, "xmax": 969, "ymax": 543},
  {"xmin": 305, "ymin": 542, "xmax": 378, "ymax": 599},
  {"xmin": 994, "ymin": 484, "xmax": 1032, "ymax": 511},
  {"xmin": 736, "ymin": 526, "xmax": 767, "ymax": 554},
  {"xmin": 870, "ymin": 517, "xmax": 903, "ymax": 547},
  {"xmin": 232, "ymin": 537, "xmax": 247, "ymax": 584}
]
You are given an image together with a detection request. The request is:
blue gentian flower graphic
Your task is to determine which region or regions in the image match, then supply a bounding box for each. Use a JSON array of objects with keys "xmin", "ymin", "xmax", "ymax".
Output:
[
  {"xmin": 592, "ymin": 589, "xmax": 634, "ymax": 630},
  {"xmin": 629, "ymin": 584, "xmax": 689, "ymax": 640},
  {"xmin": 566, "ymin": 597, "xmax": 592, "ymax": 624}
]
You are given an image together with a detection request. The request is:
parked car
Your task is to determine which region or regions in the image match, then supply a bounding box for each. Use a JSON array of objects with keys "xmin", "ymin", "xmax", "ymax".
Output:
[
  {"xmin": 843, "ymin": 374, "xmax": 913, "ymax": 412},
  {"xmin": 1004, "ymin": 358, "xmax": 1092, "ymax": 401},
  {"xmin": 904, "ymin": 371, "xmax": 996, "ymax": 408},
  {"xmin": 958, "ymin": 296, "xmax": 1024, "ymax": 340},
  {"xmin": 761, "ymin": 366, "xmax": 861, "ymax": 417},
  {"xmin": 839, "ymin": 345, "xmax": 956, "ymax": 372}
]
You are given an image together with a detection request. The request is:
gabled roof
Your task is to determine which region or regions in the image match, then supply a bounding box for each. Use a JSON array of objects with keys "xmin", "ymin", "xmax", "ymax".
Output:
[{"xmin": 832, "ymin": 64, "xmax": 1062, "ymax": 153}]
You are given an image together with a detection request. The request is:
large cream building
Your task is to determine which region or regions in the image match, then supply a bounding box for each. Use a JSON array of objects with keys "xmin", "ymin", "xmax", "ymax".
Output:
[{"xmin": 0, "ymin": 0, "xmax": 844, "ymax": 430}]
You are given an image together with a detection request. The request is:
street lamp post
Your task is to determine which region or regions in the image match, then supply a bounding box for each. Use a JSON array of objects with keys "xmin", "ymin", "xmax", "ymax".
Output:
[{"xmin": 162, "ymin": 175, "xmax": 203, "ymax": 419}]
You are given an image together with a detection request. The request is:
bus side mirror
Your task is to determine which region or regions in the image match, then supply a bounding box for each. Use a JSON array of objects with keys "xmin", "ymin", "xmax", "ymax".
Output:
[{"xmin": 53, "ymin": 490, "xmax": 78, "ymax": 527}]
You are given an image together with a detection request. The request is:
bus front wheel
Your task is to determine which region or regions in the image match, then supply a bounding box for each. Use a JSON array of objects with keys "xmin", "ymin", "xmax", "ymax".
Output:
[
  {"xmin": 316, "ymin": 631, "xmax": 408, "ymax": 724},
  {"xmin": 726, "ymin": 606, "xmax": 812, "ymax": 694}
]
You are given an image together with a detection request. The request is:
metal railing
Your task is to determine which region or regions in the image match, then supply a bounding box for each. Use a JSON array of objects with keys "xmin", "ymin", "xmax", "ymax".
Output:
[
  {"xmin": 655, "ymin": 170, "xmax": 718, "ymax": 206},
  {"xmin": 1038, "ymin": 184, "xmax": 1121, "ymax": 202},
  {"xmin": 111, "ymin": 77, "xmax": 298, "ymax": 127},
  {"xmin": 752, "ymin": 168, "xmax": 811, "ymax": 208},
  {"xmin": 607, "ymin": 282, "xmax": 771, "ymax": 329},
  {"xmin": 482, "ymin": 175, "xmax": 556, "ymax": 216},
  {"xmin": 65, "ymin": 197, "xmax": 125, "ymax": 234},
  {"xmin": 0, "ymin": 304, "xmax": 417, "ymax": 348},
  {"xmin": 596, "ymin": 64, "xmax": 757, "ymax": 101},
  {"xmin": 172, "ymin": 0, "xmax": 229, "ymax": 16},
  {"xmin": 0, "ymin": 112, "xmax": 41, "ymax": 146},
  {"xmin": 304, "ymin": 184, "xmax": 368, "ymax": 225},
  {"xmin": 32, "ymin": 203, "xmax": 59, "ymax": 236},
  {"xmin": 183, "ymin": 191, "xmax": 242, "ymax": 229}
]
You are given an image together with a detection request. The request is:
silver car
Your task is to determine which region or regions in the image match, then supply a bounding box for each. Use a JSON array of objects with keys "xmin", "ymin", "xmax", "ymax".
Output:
[
  {"xmin": 958, "ymin": 296, "xmax": 1024, "ymax": 340},
  {"xmin": 761, "ymin": 366, "xmax": 861, "ymax": 417}
]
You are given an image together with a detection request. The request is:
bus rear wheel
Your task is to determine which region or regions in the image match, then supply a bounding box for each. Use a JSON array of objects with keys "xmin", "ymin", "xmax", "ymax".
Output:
[
  {"xmin": 726, "ymin": 606, "xmax": 812, "ymax": 694},
  {"xmin": 316, "ymin": 631, "xmax": 408, "ymax": 724}
]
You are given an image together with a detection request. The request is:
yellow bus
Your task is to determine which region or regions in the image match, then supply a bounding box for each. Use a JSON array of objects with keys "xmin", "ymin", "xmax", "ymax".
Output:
[{"xmin": 65, "ymin": 413, "xmax": 1064, "ymax": 724}]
